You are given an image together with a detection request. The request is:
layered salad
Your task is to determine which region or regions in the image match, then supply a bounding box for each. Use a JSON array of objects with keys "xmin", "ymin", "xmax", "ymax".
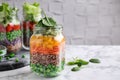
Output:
[
  {"xmin": 30, "ymin": 12, "xmax": 65, "ymax": 77},
  {"xmin": 0, "ymin": 3, "xmax": 22, "ymax": 53},
  {"xmin": 22, "ymin": 2, "xmax": 42, "ymax": 50}
]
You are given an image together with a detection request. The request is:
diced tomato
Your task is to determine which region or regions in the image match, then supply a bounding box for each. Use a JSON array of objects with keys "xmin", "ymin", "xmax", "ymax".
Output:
[
  {"xmin": 29, "ymin": 22, "xmax": 35, "ymax": 31},
  {"xmin": 6, "ymin": 24, "xmax": 14, "ymax": 32},
  {"xmin": 23, "ymin": 21, "xmax": 27, "ymax": 29},
  {"xmin": 14, "ymin": 25, "xmax": 20, "ymax": 30}
]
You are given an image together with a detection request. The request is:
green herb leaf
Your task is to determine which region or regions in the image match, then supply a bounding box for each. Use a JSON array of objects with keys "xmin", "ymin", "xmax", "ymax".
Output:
[
  {"xmin": 89, "ymin": 58, "xmax": 100, "ymax": 63},
  {"xmin": 42, "ymin": 17, "xmax": 57, "ymax": 27},
  {"xmin": 67, "ymin": 61, "xmax": 75, "ymax": 65},
  {"xmin": 77, "ymin": 62, "xmax": 82, "ymax": 67},
  {"xmin": 71, "ymin": 67, "xmax": 80, "ymax": 71},
  {"xmin": 75, "ymin": 59, "xmax": 89, "ymax": 65}
]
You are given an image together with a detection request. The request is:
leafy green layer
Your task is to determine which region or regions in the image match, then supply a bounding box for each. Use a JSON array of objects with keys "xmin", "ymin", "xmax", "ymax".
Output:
[
  {"xmin": 23, "ymin": 2, "xmax": 42, "ymax": 22},
  {"xmin": 0, "ymin": 3, "xmax": 18, "ymax": 26}
]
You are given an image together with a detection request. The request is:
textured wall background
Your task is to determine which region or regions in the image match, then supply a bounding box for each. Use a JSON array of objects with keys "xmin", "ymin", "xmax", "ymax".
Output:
[{"xmin": 1, "ymin": 0, "xmax": 120, "ymax": 45}]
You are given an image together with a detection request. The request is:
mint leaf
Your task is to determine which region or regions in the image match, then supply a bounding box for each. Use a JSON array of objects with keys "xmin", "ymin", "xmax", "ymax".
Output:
[
  {"xmin": 71, "ymin": 67, "xmax": 80, "ymax": 71},
  {"xmin": 75, "ymin": 59, "xmax": 89, "ymax": 65},
  {"xmin": 67, "ymin": 61, "xmax": 75, "ymax": 65},
  {"xmin": 42, "ymin": 17, "xmax": 57, "ymax": 27},
  {"xmin": 89, "ymin": 58, "xmax": 100, "ymax": 63}
]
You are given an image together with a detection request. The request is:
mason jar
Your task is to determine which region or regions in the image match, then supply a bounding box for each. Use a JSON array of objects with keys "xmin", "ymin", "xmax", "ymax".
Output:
[
  {"xmin": 22, "ymin": 2, "xmax": 42, "ymax": 50},
  {"xmin": 22, "ymin": 21, "xmax": 35, "ymax": 50},
  {"xmin": 30, "ymin": 26, "xmax": 65, "ymax": 77},
  {"xmin": 0, "ymin": 8, "xmax": 22, "ymax": 54}
]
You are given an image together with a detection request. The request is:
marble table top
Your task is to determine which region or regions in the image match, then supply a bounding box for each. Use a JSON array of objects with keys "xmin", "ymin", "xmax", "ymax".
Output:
[{"xmin": 0, "ymin": 45, "xmax": 120, "ymax": 80}]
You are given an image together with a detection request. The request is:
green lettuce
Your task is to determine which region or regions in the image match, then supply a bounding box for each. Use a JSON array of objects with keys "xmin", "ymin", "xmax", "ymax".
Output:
[
  {"xmin": 23, "ymin": 2, "xmax": 42, "ymax": 22},
  {"xmin": 0, "ymin": 3, "xmax": 19, "ymax": 26}
]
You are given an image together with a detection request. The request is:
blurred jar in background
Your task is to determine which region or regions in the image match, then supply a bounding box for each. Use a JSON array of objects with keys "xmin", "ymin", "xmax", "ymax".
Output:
[
  {"xmin": 0, "ymin": 3, "xmax": 22, "ymax": 54},
  {"xmin": 22, "ymin": 2, "xmax": 42, "ymax": 50}
]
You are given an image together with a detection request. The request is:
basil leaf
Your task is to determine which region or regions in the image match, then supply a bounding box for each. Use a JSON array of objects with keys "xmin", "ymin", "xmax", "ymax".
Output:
[
  {"xmin": 37, "ymin": 20, "xmax": 43, "ymax": 27},
  {"xmin": 89, "ymin": 58, "xmax": 100, "ymax": 63},
  {"xmin": 42, "ymin": 17, "xmax": 57, "ymax": 27},
  {"xmin": 75, "ymin": 59, "xmax": 89, "ymax": 65},
  {"xmin": 71, "ymin": 67, "xmax": 80, "ymax": 71},
  {"xmin": 67, "ymin": 61, "xmax": 75, "ymax": 65}
]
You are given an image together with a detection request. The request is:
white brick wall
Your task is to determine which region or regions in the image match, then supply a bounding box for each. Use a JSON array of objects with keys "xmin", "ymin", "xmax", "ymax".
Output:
[{"xmin": 1, "ymin": 0, "xmax": 120, "ymax": 45}]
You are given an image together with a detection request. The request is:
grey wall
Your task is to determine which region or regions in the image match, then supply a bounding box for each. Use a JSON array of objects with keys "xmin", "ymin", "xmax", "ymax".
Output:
[{"xmin": 1, "ymin": 0, "xmax": 120, "ymax": 45}]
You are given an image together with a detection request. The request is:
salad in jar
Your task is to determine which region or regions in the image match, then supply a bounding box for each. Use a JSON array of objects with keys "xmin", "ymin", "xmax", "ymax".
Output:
[
  {"xmin": 0, "ymin": 3, "xmax": 22, "ymax": 54},
  {"xmin": 22, "ymin": 2, "xmax": 42, "ymax": 50},
  {"xmin": 30, "ymin": 11, "xmax": 65, "ymax": 77}
]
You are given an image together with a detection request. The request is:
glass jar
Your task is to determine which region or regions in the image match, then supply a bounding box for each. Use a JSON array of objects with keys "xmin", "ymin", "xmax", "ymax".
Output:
[
  {"xmin": 30, "ymin": 26, "xmax": 65, "ymax": 77},
  {"xmin": 0, "ymin": 7, "xmax": 22, "ymax": 54},
  {"xmin": 22, "ymin": 21, "xmax": 35, "ymax": 50},
  {"xmin": 22, "ymin": 2, "xmax": 42, "ymax": 50}
]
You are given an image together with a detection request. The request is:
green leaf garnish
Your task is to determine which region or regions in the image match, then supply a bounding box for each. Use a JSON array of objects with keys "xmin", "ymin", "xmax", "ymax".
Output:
[
  {"xmin": 71, "ymin": 67, "xmax": 80, "ymax": 71},
  {"xmin": 75, "ymin": 59, "xmax": 89, "ymax": 65},
  {"xmin": 0, "ymin": 3, "xmax": 18, "ymax": 26},
  {"xmin": 89, "ymin": 58, "xmax": 100, "ymax": 63},
  {"xmin": 67, "ymin": 61, "xmax": 75, "ymax": 65},
  {"xmin": 23, "ymin": 2, "xmax": 42, "ymax": 22},
  {"xmin": 67, "ymin": 59, "xmax": 89, "ymax": 66}
]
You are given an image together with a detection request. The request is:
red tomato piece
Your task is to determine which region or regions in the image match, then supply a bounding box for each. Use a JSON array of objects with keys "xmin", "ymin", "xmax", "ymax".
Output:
[
  {"xmin": 6, "ymin": 24, "xmax": 14, "ymax": 32},
  {"xmin": 14, "ymin": 25, "xmax": 20, "ymax": 30},
  {"xmin": 29, "ymin": 22, "xmax": 35, "ymax": 31}
]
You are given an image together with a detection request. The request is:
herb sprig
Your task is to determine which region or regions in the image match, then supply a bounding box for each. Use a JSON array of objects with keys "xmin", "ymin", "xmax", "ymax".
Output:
[{"xmin": 67, "ymin": 57, "xmax": 100, "ymax": 72}]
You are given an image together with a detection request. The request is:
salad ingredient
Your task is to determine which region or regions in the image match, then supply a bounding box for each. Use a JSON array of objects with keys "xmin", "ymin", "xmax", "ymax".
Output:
[
  {"xmin": 22, "ymin": 54, "xmax": 25, "ymax": 58},
  {"xmin": 23, "ymin": 2, "xmax": 42, "ymax": 22},
  {"xmin": 71, "ymin": 67, "xmax": 80, "ymax": 71},
  {"xmin": 15, "ymin": 58, "xmax": 19, "ymax": 62},
  {"xmin": 89, "ymin": 58, "xmax": 100, "ymax": 63}
]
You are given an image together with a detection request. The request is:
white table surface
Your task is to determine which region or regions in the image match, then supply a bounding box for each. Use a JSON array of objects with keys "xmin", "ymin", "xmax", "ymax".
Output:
[{"xmin": 0, "ymin": 45, "xmax": 120, "ymax": 80}]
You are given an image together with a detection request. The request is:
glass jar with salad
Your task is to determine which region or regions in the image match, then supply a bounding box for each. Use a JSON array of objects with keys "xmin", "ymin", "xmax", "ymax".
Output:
[
  {"xmin": 0, "ymin": 3, "xmax": 22, "ymax": 54},
  {"xmin": 22, "ymin": 2, "xmax": 42, "ymax": 50},
  {"xmin": 30, "ymin": 14, "xmax": 65, "ymax": 77}
]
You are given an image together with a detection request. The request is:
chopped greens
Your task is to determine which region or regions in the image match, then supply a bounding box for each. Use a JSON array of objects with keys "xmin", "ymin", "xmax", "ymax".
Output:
[
  {"xmin": 0, "ymin": 3, "xmax": 18, "ymax": 26},
  {"xmin": 71, "ymin": 67, "xmax": 80, "ymax": 71},
  {"xmin": 23, "ymin": 2, "xmax": 42, "ymax": 22},
  {"xmin": 89, "ymin": 58, "xmax": 100, "ymax": 63},
  {"xmin": 67, "ymin": 57, "xmax": 100, "ymax": 72}
]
